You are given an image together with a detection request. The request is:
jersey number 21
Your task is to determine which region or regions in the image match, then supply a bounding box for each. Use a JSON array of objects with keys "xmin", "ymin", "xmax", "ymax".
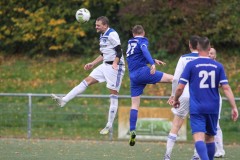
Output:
[{"xmin": 199, "ymin": 70, "xmax": 216, "ymax": 88}]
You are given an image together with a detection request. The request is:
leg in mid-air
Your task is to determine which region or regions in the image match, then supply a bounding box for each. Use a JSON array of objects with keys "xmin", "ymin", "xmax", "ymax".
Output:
[
  {"xmin": 100, "ymin": 89, "xmax": 119, "ymax": 135},
  {"xmin": 129, "ymin": 96, "xmax": 140, "ymax": 146},
  {"xmin": 51, "ymin": 76, "xmax": 98, "ymax": 107},
  {"xmin": 99, "ymin": 63, "xmax": 125, "ymax": 135}
]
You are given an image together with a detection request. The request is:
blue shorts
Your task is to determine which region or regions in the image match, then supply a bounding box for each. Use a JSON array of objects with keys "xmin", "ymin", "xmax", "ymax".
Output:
[
  {"xmin": 130, "ymin": 66, "xmax": 163, "ymax": 97},
  {"xmin": 190, "ymin": 114, "xmax": 218, "ymax": 136}
]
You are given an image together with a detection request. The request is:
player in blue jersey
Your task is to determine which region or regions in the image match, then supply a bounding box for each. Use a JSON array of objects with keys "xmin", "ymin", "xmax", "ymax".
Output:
[
  {"xmin": 126, "ymin": 25, "xmax": 173, "ymax": 146},
  {"xmin": 192, "ymin": 48, "xmax": 226, "ymax": 159},
  {"xmin": 173, "ymin": 37, "xmax": 238, "ymax": 160},
  {"xmin": 51, "ymin": 16, "xmax": 125, "ymax": 135},
  {"xmin": 163, "ymin": 35, "xmax": 200, "ymax": 160}
]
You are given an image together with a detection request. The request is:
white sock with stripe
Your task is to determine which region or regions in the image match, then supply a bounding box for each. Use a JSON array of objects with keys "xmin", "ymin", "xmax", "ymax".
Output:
[
  {"xmin": 62, "ymin": 80, "xmax": 88, "ymax": 102},
  {"xmin": 106, "ymin": 94, "xmax": 118, "ymax": 128}
]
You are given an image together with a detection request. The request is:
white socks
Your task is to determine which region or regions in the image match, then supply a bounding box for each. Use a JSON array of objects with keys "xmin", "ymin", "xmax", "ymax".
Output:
[
  {"xmin": 215, "ymin": 123, "xmax": 224, "ymax": 152},
  {"xmin": 106, "ymin": 94, "xmax": 118, "ymax": 128},
  {"xmin": 165, "ymin": 133, "xmax": 177, "ymax": 155},
  {"xmin": 62, "ymin": 80, "xmax": 88, "ymax": 102}
]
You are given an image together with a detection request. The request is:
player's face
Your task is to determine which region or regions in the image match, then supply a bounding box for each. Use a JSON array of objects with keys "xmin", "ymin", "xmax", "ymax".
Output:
[
  {"xmin": 95, "ymin": 20, "xmax": 108, "ymax": 33},
  {"xmin": 208, "ymin": 48, "xmax": 216, "ymax": 60}
]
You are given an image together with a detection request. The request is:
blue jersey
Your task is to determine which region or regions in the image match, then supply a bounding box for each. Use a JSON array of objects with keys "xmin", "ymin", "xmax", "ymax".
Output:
[
  {"xmin": 179, "ymin": 57, "xmax": 228, "ymax": 114},
  {"xmin": 126, "ymin": 36, "xmax": 154, "ymax": 72},
  {"xmin": 126, "ymin": 36, "xmax": 163, "ymax": 97}
]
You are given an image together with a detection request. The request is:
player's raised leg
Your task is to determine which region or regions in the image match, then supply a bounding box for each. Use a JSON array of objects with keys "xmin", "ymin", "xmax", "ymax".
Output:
[{"xmin": 52, "ymin": 77, "xmax": 97, "ymax": 107}]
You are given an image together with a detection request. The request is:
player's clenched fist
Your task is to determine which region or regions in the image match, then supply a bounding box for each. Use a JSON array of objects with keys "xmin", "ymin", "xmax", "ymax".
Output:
[{"xmin": 84, "ymin": 63, "xmax": 94, "ymax": 70}]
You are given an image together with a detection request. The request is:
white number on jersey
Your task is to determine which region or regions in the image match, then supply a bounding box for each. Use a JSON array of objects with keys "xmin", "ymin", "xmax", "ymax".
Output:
[
  {"xmin": 199, "ymin": 70, "xmax": 216, "ymax": 88},
  {"xmin": 126, "ymin": 42, "xmax": 137, "ymax": 57}
]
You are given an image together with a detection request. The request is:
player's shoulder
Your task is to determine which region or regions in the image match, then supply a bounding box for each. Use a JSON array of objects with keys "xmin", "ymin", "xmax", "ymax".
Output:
[
  {"xmin": 129, "ymin": 36, "xmax": 148, "ymax": 45},
  {"xmin": 138, "ymin": 37, "xmax": 148, "ymax": 45},
  {"xmin": 106, "ymin": 28, "xmax": 120, "ymax": 37},
  {"xmin": 181, "ymin": 52, "xmax": 198, "ymax": 58},
  {"xmin": 178, "ymin": 52, "xmax": 198, "ymax": 63}
]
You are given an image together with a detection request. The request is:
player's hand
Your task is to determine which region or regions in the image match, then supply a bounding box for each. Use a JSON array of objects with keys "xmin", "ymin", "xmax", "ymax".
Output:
[
  {"xmin": 167, "ymin": 96, "xmax": 174, "ymax": 105},
  {"xmin": 232, "ymin": 107, "xmax": 239, "ymax": 121},
  {"xmin": 172, "ymin": 100, "xmax": 180, "ymax": 108},
  {"xmin": 112, "ymin": 63, "xmax": 118, "ymax": 70},
  {"xmin": 154, "ymin": 59, "xmax": 166, "ymax": 66},
  {"xmin": 150, "ymin": 64, "xmax": 156, "ymax": 75},
  {"xmin": 84, "ymin": 63, "xmax": 94, "ymax": 70}
]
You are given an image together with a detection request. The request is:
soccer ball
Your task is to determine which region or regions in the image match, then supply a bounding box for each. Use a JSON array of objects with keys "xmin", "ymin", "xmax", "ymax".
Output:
[{"xmin": 75, "ymin": 8, "xmax": 91, "ymax": 23}]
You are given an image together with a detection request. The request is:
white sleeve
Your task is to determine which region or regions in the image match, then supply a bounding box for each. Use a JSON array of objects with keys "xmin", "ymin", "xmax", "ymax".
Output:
[
  {"xmin": 171, "ymin": 57, "xmax": 184, "ymax": 96},
  {"xmin": 109, "ymin": 32, "xmax": 121, "ymax": 47}
]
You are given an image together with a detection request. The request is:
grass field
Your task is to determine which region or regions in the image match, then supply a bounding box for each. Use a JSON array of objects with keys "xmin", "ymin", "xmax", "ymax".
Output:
[{"xmin": 0, "ymin": 138, "xmax": 239, "ymax": 160}]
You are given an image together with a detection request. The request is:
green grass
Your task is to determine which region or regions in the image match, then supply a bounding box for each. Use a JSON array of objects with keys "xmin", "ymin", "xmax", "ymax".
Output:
[
  {"xmin": 0, "ymin": 138, "xmax": 239, "ymax": 160},
  {"xmin": 0, "ymin": 55, "xmax": 240, "ymax": 143}
]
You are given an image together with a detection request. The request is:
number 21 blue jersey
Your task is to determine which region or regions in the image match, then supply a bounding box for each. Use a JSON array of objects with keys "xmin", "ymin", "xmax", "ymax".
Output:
[{"xmin": 179, "ymin": 57, "xmax": 228, "ymax": 114}]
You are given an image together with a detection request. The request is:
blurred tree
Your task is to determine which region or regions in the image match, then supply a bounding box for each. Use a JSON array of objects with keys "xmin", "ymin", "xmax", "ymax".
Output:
[
  {"xmin": 0, "ymin": 0, "xmax": 239, "ymax": 56},
  {"xmin": 118, "ymin": 0, "xmax": 240, "ymax": 57},
  {"xmin": 0, "ymin": 0, "xmax": 96, "ymax": 55}
]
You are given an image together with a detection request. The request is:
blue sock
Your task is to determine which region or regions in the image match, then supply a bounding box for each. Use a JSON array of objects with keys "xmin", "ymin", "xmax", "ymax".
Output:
[
  {"xmin": 195, "ymin": 141, "xmax": 209, "ymax": 160},
  {"xmin": 206, "ymin": 142, "xmax": 215, "ymax": 160},
  {"xmin": 129, "ymin": 109, "xmax": 138, "ymax": 131}
]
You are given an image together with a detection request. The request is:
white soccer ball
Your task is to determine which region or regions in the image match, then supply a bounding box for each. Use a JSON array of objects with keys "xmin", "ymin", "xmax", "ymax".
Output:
[{"xmin": 75, "ymin": 8, "xmax": 91, "ymax": 23}]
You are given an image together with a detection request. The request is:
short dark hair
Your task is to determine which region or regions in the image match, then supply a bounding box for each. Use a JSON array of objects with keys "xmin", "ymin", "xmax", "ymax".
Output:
[
  {"xmin": 132, "ymin": 25, "xmax": 144, "ymax": 35},
  {"xmin": 189, "ymin": 35, "xmax": 200, "ymax": 49},
  {"xmin": 198, "ymin": 37, "xmax": 210, "ymax": 51},
  {"xmin": 96, "ymin": 16, "xmax": 109, "ymax": 26}
]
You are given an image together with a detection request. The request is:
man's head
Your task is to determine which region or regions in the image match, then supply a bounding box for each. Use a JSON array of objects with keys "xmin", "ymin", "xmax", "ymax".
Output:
[
  {"xmin": 95, "ymin": 16, "xmax": 109, "ymax": 33},
  {"xmin": 197, "ymin": 37, "xmax": 211, "ymax": 56},
  {"xmin": 189, "ymin": 35, "xmax": 200, "ymax": 51},
  {"xmin": 209, "ymin": 48, "xmax": 217, "ymax": 60},
  {"xmin": 132, "ymin": 25, "xmax": 145, "ymax": 37}
]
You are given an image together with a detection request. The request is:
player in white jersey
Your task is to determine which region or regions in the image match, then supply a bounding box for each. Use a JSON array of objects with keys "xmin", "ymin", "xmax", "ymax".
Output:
[
  {"xmin": 192, "ymin": 48, "xmax": 225, "ymax": 159},
  {"xmin": 163, "ymin": 35, "xmax": 200, "ymax": 160},
  {"xmin": 51, "ymin": 16, "xmax": 125, "ymax": 135},
  {"xmin": 208, "ymin": 48, "xmax": 225, "ymax": 158}
]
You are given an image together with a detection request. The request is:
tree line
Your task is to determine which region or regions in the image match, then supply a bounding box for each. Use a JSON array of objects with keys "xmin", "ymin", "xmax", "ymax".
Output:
[{"xmin": 1, "ymin": 0, "xmax": 240, "ymax": 57}]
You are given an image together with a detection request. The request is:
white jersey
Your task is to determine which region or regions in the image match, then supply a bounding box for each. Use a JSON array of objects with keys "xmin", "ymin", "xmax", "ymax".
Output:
[
  {"xmin": 171, "ymin": 52, "xmax": 198, "ymax": 98},
  {"xmin": 99, "ymin": 28, "xmax": 125, "ymax": 65}
]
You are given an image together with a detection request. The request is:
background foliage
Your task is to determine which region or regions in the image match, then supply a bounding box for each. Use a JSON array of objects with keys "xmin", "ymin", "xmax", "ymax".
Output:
[
  {"xmin": 0, "ymin": 0, "xmax": 240, "ymax": 144},
  {"xmin": 1, "ymin": 0, "xmax": 240, "ymax": 57}
]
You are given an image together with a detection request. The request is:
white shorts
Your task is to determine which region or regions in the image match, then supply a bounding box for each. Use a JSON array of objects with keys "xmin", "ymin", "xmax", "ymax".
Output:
[
  {"xmin": 89, "ymin": 63, "xmax": 125, "ymax": 92},
  {"xmin": 171, "ymin": 97, "xmax": 189, "ymax": 119}
]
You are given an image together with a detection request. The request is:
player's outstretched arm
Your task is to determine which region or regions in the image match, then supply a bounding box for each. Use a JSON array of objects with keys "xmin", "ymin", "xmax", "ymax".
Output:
[
  {"xmin": 84, "ymin": 55, "xmax": 103, "ymax": 70},
  {"xmin": 154, "ymin": 59, "xmax": 166, "ymax": 66},
  {"xmin": 222, "ymin": 84, "xmax": 239, "ymax": 121}
]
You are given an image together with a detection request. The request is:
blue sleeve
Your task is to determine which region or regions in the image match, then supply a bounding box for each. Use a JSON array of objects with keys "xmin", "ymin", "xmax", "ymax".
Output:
[
  {"xmin": 141, "ymin": 45, "xmax": 155, "ymax": 65},
  {"xmin": 219, "ymin": 64, "xmax": 228, "ymax": 85}
]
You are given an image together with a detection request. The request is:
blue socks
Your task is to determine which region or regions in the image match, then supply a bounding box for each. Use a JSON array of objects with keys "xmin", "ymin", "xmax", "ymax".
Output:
[
  {"xmin": 195, "ymin": 141, "xmax": 215, "ymax": 160},
  {"xmin": 206, "ymin": 142, "xmax": 215, "ymax": 160},
  {"xmin": 129, "ymin": 109, "xmax": 138, "ymax": 131},
  {"xmin": 195, "ymin": 141, "xmax": 209, "ymax": 160}
]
